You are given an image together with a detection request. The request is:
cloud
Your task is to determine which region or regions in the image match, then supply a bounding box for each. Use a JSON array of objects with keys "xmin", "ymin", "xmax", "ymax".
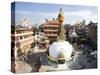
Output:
[
  {"xmin": 64, "ymin": 10, "xmax": 97, "ymax": 24},
  {"xmin": 15, "ymin": 10, "xmax": 97, "ymax": 25},
  {"xmin": 90, "ymin": 14, "xmax": 98, "ymax": 21},
  {"xmin": 16, "ymin": 10, "xmax": 33, "ymax": 15},
  {"xmin": 64, "ymin": 10, "xmax": 92, "ymax": 19},
  {"xmin": 36, "ymin": 10, "xmax": 97, "ymax": 20}
]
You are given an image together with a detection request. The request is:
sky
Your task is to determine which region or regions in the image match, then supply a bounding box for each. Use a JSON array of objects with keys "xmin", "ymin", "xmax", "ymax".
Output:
[{"xmin": 12, "ymin": 2, "xmax": 98, "ymax": 25}]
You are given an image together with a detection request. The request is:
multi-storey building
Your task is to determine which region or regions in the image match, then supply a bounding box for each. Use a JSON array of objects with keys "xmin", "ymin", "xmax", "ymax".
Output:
[
  {"xmin": 43, "ymin": 19, "xmax": 60, "ymax": 41},
  {"xmin": 11, "ymin": 26, "xmax": 34, "ymax": 59},
  {"xmin": 43, "ymin": 8, "xmax": 64, "ymax": 42}
]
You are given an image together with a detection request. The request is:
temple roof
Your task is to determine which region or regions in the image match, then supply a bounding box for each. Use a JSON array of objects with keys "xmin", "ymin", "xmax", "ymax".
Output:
[{"xmin": 43, "ymin": 19, "xmax": 60, "ymax": 25}]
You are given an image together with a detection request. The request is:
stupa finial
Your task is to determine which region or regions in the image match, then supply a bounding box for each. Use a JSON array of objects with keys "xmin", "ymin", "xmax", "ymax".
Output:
[
  {"xmin": 58, "ymin": 8, "xmax": 64, "ymax": 22},
  {"xmin": 57, "ymin": 8, "xmax": 66, "ymax": 41}
]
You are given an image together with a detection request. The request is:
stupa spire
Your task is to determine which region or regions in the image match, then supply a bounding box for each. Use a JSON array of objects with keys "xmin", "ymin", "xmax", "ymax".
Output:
[
  {"xmin": 58, "ymin": 8, "xmax": 64, "ymax": 23},
  {"xmin": 57, "ymin": 8, "xmax": 66, "ymax": 41}
]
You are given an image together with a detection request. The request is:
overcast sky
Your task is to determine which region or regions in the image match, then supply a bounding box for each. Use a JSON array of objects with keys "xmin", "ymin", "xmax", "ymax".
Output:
[{"xmin": 12, "ymin": 2, "xmax": 98, "ymax": 25}]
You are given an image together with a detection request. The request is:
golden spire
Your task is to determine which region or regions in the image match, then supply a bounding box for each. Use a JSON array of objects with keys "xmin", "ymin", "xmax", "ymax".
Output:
[
  {"xmin": 58, "ymin": 8, "xmax": 64, "ymax": 22},
  {"xmin": 57, "ymin": 8, "xmax": 66, "ymax": 41}
]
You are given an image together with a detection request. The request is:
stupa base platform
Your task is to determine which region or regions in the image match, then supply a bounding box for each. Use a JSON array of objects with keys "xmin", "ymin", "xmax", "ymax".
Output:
[{"xmin": 39, "ymin": 57, "xmax": 74, "ymax": 72}]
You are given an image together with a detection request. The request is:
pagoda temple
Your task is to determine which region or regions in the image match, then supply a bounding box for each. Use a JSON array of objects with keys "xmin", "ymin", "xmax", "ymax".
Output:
[{"xmin": 43, "ymin": 8, "xmax": 66, "ymax": 42}]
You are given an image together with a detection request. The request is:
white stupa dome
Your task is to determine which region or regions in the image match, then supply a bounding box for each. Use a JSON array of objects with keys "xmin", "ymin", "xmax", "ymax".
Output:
[
  {"xmin": 16, "ymin": 18, "xmax": 32, "ymax": 28},
  {"xmin": 49, "ymin": 41, "xmax": 74, "ymax": 61},
  {"xmin": 70, "ymin": 32, "xmax": 78, "ymax": 38}
]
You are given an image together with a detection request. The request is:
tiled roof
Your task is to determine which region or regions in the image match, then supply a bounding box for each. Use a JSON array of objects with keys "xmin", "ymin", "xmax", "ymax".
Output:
[{"xmin": 43, "ymin": 20, "xmax": 60, "ymax": 25}]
